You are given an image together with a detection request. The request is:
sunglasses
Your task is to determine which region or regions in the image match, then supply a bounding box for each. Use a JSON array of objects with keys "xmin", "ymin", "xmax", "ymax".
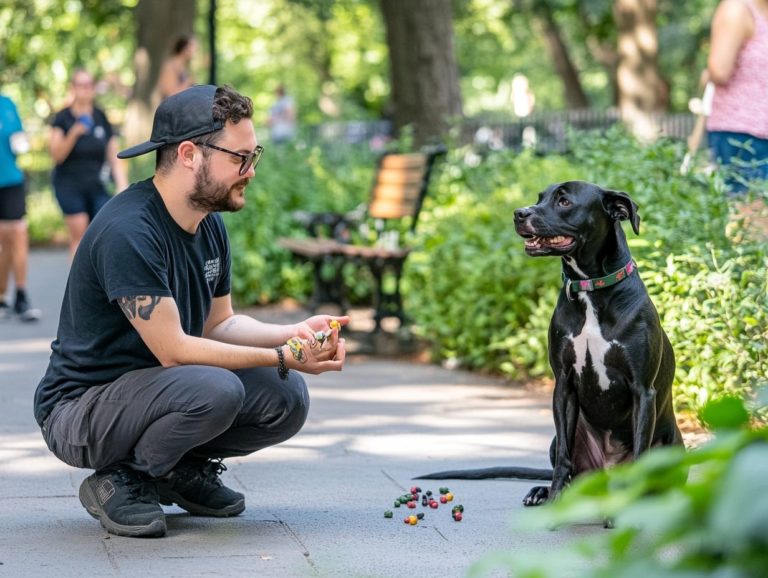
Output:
[{"xmin": 198, "ymin": 142, "xmax": 264, "ymax": 176}]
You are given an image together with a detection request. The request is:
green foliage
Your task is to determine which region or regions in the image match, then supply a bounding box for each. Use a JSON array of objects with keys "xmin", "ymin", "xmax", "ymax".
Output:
[
  {"xmin": 405, "ymin": 147, "xmax": 577, "ymax": 375},
  {"xmin": 223, "ymin": 142, "xmax": 377, "ymax": 306},
  {"xmin": 653, "ymin": 246, "xmax": 768, "ymax": 411},
  {"xmin": 469, "ymin": 393, "xmax": 768, "ymax": 578},
  {"xmin": 405, "ymin": 126, "xmax": 767, "ymax": 413},
  {"xmin": 26, "ymin": 188, "xmax": 65, "ymax": 246}
]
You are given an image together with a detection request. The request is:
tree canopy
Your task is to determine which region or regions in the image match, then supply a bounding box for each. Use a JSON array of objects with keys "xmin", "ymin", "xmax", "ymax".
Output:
[{"xmin": 1, "ymin": 0, "xmax": 719, "ymax": 137}]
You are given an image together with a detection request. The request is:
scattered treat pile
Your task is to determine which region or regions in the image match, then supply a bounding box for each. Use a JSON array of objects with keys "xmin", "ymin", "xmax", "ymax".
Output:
[{"xmin": 384, "ymin": 486, "xmax": 464, "ymax": 525}]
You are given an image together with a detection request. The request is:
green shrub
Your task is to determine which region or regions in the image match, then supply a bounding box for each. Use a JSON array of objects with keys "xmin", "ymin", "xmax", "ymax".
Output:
[
  {"xmin": 26, "ymin": 187, "xmax": 65, "ymax": 245},
  {"xmin": 405, "ymin": 147, "xmax": 576, "ymax": 375},
  {"xmin": 405, "ymin": 126, "xmax": 767, "ymax": 413},
  {"xmin": 223, "ymin": 142, "xmax": 377, "ymax": 305},
  {"xmin": 652, "ymin": 246, "xmax": 768, "ymax": 411},
  {"xmin": 469, "ymin": 392, "xmax": 768, "ymax": 578}
]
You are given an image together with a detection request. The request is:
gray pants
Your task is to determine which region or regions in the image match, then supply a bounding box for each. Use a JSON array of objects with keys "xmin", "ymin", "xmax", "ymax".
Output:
[{"xmin": 42, "ymin": 365, "xmax": 309, "ymax": 478}]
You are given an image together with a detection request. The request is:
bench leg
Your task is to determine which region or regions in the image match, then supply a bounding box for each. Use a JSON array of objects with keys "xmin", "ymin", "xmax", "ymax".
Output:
[
  {"xmin": 308, "ymin": 256, "xmax": 348, "ymax": 313},
  {"xmin": 369, "ymin": 259, "xmax": 406, "ymax": 331}
]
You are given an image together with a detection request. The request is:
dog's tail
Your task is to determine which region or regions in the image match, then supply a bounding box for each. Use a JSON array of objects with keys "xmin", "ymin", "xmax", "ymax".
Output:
[{"xmin": 414, "ymin": 466, "xmax": 553, "ymax": 481}]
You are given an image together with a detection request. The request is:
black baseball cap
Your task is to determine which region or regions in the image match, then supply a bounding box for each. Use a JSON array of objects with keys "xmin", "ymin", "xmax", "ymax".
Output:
[{"xmin": 117, "ymin": 84, "xmax": 224, "ymax": 159}]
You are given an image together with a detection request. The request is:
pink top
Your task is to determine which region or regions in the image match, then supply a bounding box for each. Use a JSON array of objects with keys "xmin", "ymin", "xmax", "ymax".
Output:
[{"xmin": 707, "ymin": 0, "xmax": 768, "ymax": 139}]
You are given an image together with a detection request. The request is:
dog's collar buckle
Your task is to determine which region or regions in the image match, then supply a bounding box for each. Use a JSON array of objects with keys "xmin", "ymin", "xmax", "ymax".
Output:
[
  {"xmin": 565, "ymin": 278, "xmax": 575, "ymax": 301},
  {"xmin": 563, "ymin": 260, "xmax": 636, "ymax": 300}
]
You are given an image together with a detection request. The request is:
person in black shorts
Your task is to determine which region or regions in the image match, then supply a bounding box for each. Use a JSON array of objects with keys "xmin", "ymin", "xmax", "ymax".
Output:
[
  {"xmin": 0, "ymin": 93, "xmax": 40, "ymax": 321},
  {"xmin": 34, "ymin": 84, "xmax": 349, "ymax": 539},
  {"xmin": 48, "ymin": 68, "xmax": 128, "ymax": 257}
]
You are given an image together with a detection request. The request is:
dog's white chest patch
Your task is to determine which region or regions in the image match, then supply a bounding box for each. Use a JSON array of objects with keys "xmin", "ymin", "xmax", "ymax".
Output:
[{"xmin": 569, "ymin": 293, "xmax": 617, "ymax": 390}]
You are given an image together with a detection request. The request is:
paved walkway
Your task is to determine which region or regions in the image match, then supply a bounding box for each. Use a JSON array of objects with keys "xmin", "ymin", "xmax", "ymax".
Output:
[{"xmin": 0, "ymin": 249, "xmax": 594, "ymax": 578}]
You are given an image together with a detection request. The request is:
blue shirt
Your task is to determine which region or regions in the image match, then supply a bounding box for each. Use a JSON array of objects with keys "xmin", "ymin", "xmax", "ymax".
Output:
[{"xmin": 0, "ymin": 95, "xmax": 25, "ymax": 188}]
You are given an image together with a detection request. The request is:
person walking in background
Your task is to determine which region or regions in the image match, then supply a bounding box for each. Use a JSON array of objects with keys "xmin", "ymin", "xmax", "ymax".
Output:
[
  {"xmin": 34, "ymin": 85, "xmax": 348, "ymax": 539},
  {"xmin": 48, "ymin": 68, "xmax": 128, "ymax": 257},
  {"xmin": 267, "ymin": 84, "xmax": 297, "ymax": 144},
  {"xmin": 0, "ymin": 93, "xmax": 41, "ymax": 322},
  {"xmin": 157, "ymin": 36, "xmax": 197, "ymax": 100},
  {"xmin": 705, "ymin": 0, "xmax": 768, "ymax": 194}
]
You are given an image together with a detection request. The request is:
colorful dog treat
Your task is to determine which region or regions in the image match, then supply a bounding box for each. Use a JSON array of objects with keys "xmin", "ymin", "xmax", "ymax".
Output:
[{"xmin": 330, "ymin": 319, "xmax": 341, "ymax": 331}]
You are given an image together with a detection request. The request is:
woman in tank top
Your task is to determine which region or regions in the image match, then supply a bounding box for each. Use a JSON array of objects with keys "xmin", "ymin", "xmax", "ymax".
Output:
[{"xmin": 705, "ymin": 0, "xmax": 768, "ymax": 195}]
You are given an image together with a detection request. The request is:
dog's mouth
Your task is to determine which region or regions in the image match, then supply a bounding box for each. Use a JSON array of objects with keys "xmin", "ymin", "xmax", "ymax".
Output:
[{"xmin": 522, "ymin": 234, "xmax": 575, "ymax": 254}]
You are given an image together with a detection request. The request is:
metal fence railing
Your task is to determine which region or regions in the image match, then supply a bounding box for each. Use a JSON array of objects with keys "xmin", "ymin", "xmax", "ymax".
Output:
[{"xmin": 300, "ymin": 109, "xmax": 696, "ymax": 155}]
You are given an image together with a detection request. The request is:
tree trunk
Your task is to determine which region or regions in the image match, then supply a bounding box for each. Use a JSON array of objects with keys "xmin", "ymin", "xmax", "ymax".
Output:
[
  {"xmin": 379, "ymin": 0, "xmax": 463, "ymax": 147},
  {"xmin": 613, "ymin": 0, "xmax": 667, "ymax": 139},
  {"xmin": 123, "ymin": 0, "xmax": 196, "ymax": 147},
  {"xmin": 535, "ymin": 0, "xmax": 589, "ymax": 109}
]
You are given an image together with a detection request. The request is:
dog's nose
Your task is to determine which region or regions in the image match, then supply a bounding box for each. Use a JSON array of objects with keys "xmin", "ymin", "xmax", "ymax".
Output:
[{"xmin": 514, "ymin": 207, "xmax": 532, "ymax": 222}]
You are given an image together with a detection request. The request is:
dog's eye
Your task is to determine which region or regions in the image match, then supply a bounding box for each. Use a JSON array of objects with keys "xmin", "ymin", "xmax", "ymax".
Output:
[{"xmin": 558, "ymin": 197, "xmax": 571, "ymax": 207}]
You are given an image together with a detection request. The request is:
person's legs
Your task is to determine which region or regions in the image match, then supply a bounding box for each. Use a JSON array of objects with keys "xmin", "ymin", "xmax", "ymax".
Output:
[
  {"xmin": 0, "ymin": 183, "xmax": 37, "ymax": 320},
  {"xmin": 188, "ymin": 367, "xmax": 310, "ymax": 459},
  {"xmin": 74, "ymin": 365, "xmax": 247, "ymax": 476},
  {"xmin": 43, "ymin": 365, "xmax": 246, "ymax": 536},
  {"xmin": 155, "ymin": 367, "xmax": 309, "ymax": 517},
  {"xmin": 708, "ymin": 131, "xmax": 768, "ymax": 195},
  {"xmin": 0, "ymin": 223, "xmax": 12, "ymax": 310},
  {"xmin": 63, "ymin": 212, "xmax": 89, "ymax": 258},
  {"xmin": 53, "ymin": 183, "xmax": 90, "ymax": 258}
]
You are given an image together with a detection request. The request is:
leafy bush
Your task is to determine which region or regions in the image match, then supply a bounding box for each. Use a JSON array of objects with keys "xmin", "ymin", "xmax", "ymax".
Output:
[
  {"xmin": 405, "ymin": 147, "xmax": 576, "ymax": 376},
  {"xmin": 652, "ymin": 246, "xmax": 768, "ymax": 410},
  {"xmin": 405, "ymin": 126, "xmax": 767, "ymax": 412},
  {"xmin": 223, "ymin": 142, "xmax": 377, "ymax": 305},
  {"xmin": 26, "ymin": 187, "xmax": 65, "ymax": 245},
  {"xmin": 469, "ymin": 391, "xmax": 768, "ymax": 578}
]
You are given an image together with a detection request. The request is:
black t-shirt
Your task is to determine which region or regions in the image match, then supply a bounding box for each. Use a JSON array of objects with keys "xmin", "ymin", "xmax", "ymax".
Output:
[
  {"xmin": 34, "ymin": 178, "xmax": 231, "ymax": 425},
  {"xmin": 51, "ymin": 106, "xmax": 114, "ymax": 187}
]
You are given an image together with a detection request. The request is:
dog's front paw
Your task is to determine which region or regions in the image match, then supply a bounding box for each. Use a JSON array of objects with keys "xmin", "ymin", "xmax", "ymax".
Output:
[{"xmin": 522, "ymin": 485, "xmax": 550, "ymax": 506}]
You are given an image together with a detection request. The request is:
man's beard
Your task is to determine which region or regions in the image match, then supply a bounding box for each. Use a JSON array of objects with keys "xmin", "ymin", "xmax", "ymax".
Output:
[{"xmin": 188, "ymin": 161, "xmax": 248, "ymax": 213}]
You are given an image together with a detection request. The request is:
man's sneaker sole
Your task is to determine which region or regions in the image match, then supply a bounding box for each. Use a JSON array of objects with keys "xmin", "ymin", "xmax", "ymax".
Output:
[
  {"xmin": 79, "ymin": 478, "xmax": 167, "ymax": 538},
  {"xmin": 159, "ymin": 489, "xmax": 245, "ymax": 517}
]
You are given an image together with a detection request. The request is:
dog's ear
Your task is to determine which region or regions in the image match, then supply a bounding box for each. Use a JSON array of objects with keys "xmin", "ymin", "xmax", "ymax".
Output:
[{"xmin": 602, "ymin": 189, "xmax": 640, "ymax": 235}]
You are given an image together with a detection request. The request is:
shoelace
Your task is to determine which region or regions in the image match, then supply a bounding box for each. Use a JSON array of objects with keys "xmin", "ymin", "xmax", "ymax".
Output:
[
  {"xmin": 113, "ymin": 466, "xmax": 157, "ymax": 504},
  {"xmin": 200, "ymin": 459, "xmax": 227, "ymax": 488}
]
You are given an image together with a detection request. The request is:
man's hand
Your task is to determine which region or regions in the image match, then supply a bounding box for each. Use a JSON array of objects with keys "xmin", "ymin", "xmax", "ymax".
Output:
[
  {"xmin": 283, "ymin": 315, "xmax": 350, "ymax": 374},
  {"xmin": 291, "ymin": 315, "xmax": 350, "ymax": 342}
]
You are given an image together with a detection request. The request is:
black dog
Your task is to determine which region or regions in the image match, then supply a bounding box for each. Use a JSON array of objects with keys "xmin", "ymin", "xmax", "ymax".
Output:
[{"xmin": 416, "ymin": 181, "xmax": 683, "ymax": 506}]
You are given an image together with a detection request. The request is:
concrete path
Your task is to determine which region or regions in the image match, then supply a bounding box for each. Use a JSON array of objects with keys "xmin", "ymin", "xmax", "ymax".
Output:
[{"xmin": 0, "ymin": 248, "xmax": 595, "ymax": 578}]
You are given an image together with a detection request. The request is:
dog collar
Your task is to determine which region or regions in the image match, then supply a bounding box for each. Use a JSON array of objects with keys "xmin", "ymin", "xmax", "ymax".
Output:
[{"xmin": 563, "ymin": 260, "xmax": 636, "ymax": 301}]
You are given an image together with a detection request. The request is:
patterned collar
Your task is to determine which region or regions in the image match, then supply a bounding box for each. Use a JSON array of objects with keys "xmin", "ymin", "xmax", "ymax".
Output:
[{"xmin": 563, "ymin": 260, "xmax": 636, "ymax": 301}]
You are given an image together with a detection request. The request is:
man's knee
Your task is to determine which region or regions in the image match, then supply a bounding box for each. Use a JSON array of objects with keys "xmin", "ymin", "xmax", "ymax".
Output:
[{"xmin": 173, "ymin": 365, "xmax": 245, "ymax": 419}]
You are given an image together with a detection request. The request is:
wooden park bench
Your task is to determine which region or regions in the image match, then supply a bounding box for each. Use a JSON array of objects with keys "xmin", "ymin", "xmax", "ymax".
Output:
[{"xmin": 278, "ymin": 146, "xmax": 446, "ymax": 330}]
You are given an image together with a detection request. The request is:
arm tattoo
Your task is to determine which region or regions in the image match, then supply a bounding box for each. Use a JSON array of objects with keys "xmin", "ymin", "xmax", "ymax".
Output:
[
  {"xmin": 223, "ymin": 318, "xmax": 238, "ymax": 332},
  {"xmin": 118, "ymin": 296, "xmax": 162, "ymax": 321}
]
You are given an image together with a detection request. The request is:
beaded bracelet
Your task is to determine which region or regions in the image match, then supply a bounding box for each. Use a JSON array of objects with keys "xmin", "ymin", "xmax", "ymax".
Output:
[{"xmin": 275, "ymin": 346, "xmax": 289, "ymax": 380}]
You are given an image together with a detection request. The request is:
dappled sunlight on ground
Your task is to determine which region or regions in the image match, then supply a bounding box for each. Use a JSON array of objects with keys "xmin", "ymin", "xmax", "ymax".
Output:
[{"xmin": 0, "ymin": 432, "xmax": 74, "ymax": 476}]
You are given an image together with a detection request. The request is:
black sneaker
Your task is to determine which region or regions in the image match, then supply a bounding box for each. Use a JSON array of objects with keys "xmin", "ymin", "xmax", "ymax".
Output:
[
  {"xmin": 79, "ymin": 464, "xmax": 166, "ymax": 538},
  {"xmin": 157, "ymin": 458, "xmax": 245, "ymax": 517},
  {"xmin": 13, "ymin": 289, "xmax": 41, "ymax": 322}
]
